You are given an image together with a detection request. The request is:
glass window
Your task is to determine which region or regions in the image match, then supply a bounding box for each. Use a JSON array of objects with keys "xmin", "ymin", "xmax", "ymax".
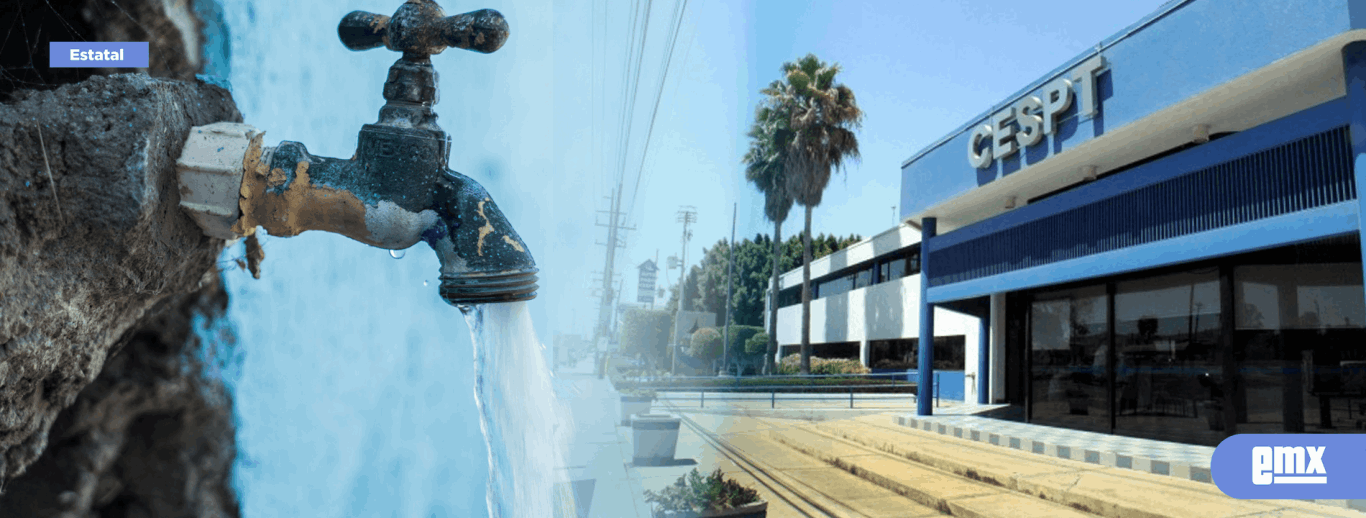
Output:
[
  {"xmin": 1030, "ymin": 284, "xmax": 1109, "ymax": 433},
  {"xmin": 819, "ymin": 275, "xmax": 851, "ymax": 298},
  {"xmin": 1234, "ymin": 263, "xmax": 1366, "ymax": 435},
  {"xmin": 884, "ymin": 257, "xmax": 906, "ymax": 282},
  {"xmin": 854, "ymin": 268, "xmax": 872, "ymax": 289},
  {"xmin": 908, "ymin": 252, "xmax": 921, "ymax": 276},
  {"xmin": 1113, "ymin": 269, "xmax": 1222, "ymax": 444},
  {"xmin": 1236, "ymin": 264, "xmax": 1365, "ymax": 330}
]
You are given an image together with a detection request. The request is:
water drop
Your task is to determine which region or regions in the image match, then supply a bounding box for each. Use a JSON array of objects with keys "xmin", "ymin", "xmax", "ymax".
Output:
[{"xmin": 389, "ymin": 249, "xmax": 405, "ymax": 259}]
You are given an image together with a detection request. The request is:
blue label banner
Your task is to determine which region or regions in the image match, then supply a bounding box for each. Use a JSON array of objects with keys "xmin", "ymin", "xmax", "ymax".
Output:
[
  {"xmin": 49, "ymin": 42, "xmax": 148, "ymax": 68},
  {"xmin": 1212, "ymin": 434, "xmax": 1366, "ymax": 499}
]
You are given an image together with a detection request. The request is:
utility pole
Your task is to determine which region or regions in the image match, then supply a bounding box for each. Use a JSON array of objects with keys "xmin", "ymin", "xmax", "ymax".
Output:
[
  {"xmin": 595, "ymin": 182, "xmax": 634, "ymax": 354},
  {"xmin": 672, "ymin": 206, "xmax": 697, "ymax": 375},
  {"xmin": 723, "ymin": 203, "xmax": 737, "ymax": 376}
]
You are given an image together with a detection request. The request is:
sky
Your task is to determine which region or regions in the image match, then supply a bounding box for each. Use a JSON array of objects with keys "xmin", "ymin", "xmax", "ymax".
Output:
[
  {"xmin": 213, "ymin": 1, "xmax": 1176, "ymax": 515},
  {"xmin": 554, "ymin": 0, "xmax": 1174, "ymax": 338}
]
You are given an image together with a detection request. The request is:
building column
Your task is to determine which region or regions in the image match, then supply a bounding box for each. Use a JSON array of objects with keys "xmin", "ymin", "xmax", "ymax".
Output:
[
  {"xmin": 918, "ymin": 218, "xmax": 938, "ymax": 416},
  {"xmin": 990, "ymin": 292, "xmax": 1007, "ymax": 403},
  {"xmin": 859, "ymin": 339, "xmax": 870, "ymax": 367},
  {"xmin": 978, "ymin": 315, "xmax": 989, "ymax": 404},
  {"xmin": 1344, "ymin": 42, "xmax": 1366, "ymax": 332}
]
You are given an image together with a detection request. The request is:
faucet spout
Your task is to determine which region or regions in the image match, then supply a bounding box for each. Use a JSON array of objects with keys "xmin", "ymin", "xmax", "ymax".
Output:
[
  {"xmin": 429, "ymin": 171, "xmax": 538, "ymax": 305},
  {"xmin": 174, "ymin": 3, "xmax": 536, "ymax": 305},
  {"xmin": 233, "ymin": 134, "xmax": 537, "ymax": 305}
]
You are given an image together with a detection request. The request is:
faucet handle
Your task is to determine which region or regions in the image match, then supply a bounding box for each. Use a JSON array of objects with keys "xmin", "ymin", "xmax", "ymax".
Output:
[{"xmin": 339, "ymin": 1, "xmax": 509, "ymax": 56}]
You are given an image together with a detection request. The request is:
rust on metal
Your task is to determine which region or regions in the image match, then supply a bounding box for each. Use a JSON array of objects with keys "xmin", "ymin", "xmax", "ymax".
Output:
[
  {"xmin": 233, "ymin": 141, "xmax": 374, "ymax": 245},
  {"xmin": 475, "ymin": 197, "xmax": 494, "ymax": 256},
  {"xmin": 266, "ymin": 167, "xmax": 287, "ymax": 188},
  {"xmin": 501, "ymin": 235, "xmax": 524, "ymax": 253},
  {"xmin": 244, "ymin": 233, "xmax": 265, "ymax": 279}
]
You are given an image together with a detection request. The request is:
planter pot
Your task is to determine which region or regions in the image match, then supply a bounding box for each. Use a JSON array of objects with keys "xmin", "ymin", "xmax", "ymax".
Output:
[
  {"xmin": 631, "ymin": 413, "xmax": 681, "ymax": 465},
  {"xmin": 621, "ymin": 395, "xmax": 653, "ymax": 426},
  {"xmin": 654, "ymin": 500, "xmax": 768, "ymax": 518}
]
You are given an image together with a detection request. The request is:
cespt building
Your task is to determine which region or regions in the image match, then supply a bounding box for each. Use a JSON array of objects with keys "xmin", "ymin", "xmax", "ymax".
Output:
[{"xmin": 768, "ymin": 0, "xmax": 1366, "ymax": 446}]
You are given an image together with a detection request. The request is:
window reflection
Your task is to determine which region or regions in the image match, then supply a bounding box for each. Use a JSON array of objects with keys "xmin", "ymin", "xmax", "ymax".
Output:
[
  {"xmin": 1234, "ymin": 263, "xmax": 1366, "ymax": 434},
  {"xmin": 1113, "ymin": 270, "xmax": 1221, "ymax": 443},
  {"xmin": 854, "ymin": 268, "xmax": 872, "ymax": 289},
  {"xmin": 1030, "ymin": 285, "xmax": 1109, "ymax": 433}
]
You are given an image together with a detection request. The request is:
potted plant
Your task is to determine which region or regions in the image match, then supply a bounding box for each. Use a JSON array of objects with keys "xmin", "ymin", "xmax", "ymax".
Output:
[
  {"xmin": 620, "ymin": 389, "xmax": 656, "ymax": 426},
  {"xmin": 631, "ymin": 413, "xmax": 682, "ymax": 466},
  {"xmin": 645, "ymin": 468, "xmax": 768, "ymax": 518}
]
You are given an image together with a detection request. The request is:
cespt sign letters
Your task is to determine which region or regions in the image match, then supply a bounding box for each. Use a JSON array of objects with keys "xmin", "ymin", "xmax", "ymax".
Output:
[{"xmin": 968, "ymin": 56, "xmax": 1106, "ymax": 169}]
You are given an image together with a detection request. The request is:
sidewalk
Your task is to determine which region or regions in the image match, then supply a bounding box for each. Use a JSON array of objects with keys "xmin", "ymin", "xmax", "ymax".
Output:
[{"xmin": 553, "ymin": 359, "xmax": 652, "ymax": 518}]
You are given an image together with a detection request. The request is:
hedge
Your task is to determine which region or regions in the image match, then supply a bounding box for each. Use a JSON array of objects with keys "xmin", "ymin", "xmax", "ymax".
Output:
[{"xmin": 777, "ymin": 354, "xmax": 870, "ymax": 375}]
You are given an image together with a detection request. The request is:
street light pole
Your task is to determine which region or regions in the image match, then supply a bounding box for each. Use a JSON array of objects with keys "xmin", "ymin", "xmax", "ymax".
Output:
[
  {"xmin": 723, "ymin": 203, "xmax": 736, "ymax": 376},
  {"xmin": 672, "ymin": 206, "xmax": 696, "ymax": 376}
]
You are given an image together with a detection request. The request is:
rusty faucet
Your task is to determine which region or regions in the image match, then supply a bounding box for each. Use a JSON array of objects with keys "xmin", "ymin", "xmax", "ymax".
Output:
[{"xmin": 175, "ymin": 1, "xmax": 537, "ymax": 305}]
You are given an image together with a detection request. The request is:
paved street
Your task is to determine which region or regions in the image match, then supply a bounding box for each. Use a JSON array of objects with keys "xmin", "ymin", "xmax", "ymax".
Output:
[{"xmin": 555, "ymin": 363, "xmax": 1366, "ymax": 518}]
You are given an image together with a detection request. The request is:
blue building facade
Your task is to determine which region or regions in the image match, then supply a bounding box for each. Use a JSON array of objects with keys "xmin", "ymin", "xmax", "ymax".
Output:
[{"xmin": 904, "ymin": 0, "xmax": 1366, "ymax": 445}]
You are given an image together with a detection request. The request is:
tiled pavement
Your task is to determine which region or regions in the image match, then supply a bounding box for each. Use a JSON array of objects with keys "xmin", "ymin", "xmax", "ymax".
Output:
[
  {"xmin": 897, "ymin": 404, "xmax": 1366, "ymax": 513},
  {"xmin": 896, "ymin": 404, "xmax": 1216, "ymax": 482}
]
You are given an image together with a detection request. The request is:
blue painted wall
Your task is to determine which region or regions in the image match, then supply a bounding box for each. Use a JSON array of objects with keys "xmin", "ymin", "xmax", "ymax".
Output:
[
  {"xmin": 901, "ymin": 0, "xmax": 1356, "ymax": 220},
  {"xmin": 900, "ymin": 370, "xmax": 965, "ymax": 401}
]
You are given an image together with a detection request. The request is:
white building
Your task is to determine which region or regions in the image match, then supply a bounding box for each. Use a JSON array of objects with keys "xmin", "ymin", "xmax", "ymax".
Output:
[{"xmin": 766, "ymin": 223, "xmax": 984, "ymax": 402}]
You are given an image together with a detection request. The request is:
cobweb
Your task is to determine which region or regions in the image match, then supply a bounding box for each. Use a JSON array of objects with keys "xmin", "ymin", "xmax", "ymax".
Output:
[{"xmin": 0, "ymin": 0, "xmax": 158, "ymax": 100}]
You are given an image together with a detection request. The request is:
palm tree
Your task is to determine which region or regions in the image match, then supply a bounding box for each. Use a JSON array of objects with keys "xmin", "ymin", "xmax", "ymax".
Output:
[
  {"xmin": 743, "ymin": 99, "xmax": 795, "ymax": 375},
  {"xmin": 765, "ymin": 53, "xmax": 863, "ymax": 375}
]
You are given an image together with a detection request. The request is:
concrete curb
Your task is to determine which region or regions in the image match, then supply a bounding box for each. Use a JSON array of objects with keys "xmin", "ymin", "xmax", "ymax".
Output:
[{"xmin": 896, "ymin": 415, "xmax": 1212, "ymax": 483}]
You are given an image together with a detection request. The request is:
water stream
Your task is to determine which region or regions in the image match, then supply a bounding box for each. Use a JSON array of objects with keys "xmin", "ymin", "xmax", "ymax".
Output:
[{"xmin": 461, "ymin": 301, "xmax": 576, "ymax": 518}]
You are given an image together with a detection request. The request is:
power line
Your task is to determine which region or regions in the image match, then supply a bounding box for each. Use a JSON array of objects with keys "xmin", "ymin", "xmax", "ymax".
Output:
[
  {"xmin": 611, "ymin": 0, "xmax": 648, "ymax": 191},
  {"xmin": 626, "ymin": 0, "xmax": 691, "ymax": 224},
  {"xmin": 614, "ymin": 0, "xmax": 657, "ymax": 192},
  {"xmin": 625, "ymin": 6, "xmax": 698, "ymax": 226}
]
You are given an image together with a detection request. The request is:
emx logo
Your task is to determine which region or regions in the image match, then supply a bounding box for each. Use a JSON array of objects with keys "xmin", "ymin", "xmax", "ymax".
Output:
[
  {"xmin": 1251, "ymin": 446, "xmax": 1326, "ymax": 485},
  {"xmin": 1214, "ymin": 434, "xmax": 1365, "ymax": 499}
]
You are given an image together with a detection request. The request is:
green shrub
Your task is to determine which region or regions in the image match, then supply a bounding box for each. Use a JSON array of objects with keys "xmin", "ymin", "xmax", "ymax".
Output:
[
  {"xmin": 744, "ymin": 332, "xmax": 769, "ymax": 356},
  {"xmin": 644, "ymin": 468, "xmax": 760, "ymax": 514},
  {"xmin": 687, "ymin": 328, "xmax": 723, "ymax": 363},
  {"xmin": 727, "ymin": 326, "xmax": 763, "ymax": 357},
  {"xmin": 777, "ymin": 353, "xmax": 870, "ymax": 375}
]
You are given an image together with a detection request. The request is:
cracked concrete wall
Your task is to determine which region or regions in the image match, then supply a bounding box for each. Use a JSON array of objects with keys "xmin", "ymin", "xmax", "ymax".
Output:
[
  {"xmin": 0, "ymin": 73, "xmax": 241, "ymax": 514},
  {"xmin": 0, "ymin": 272, "xmax": 240, "ymax": 518},
  {"xmin": 0, "ymin": 0, "xmax": 244, "ymax": 515}
]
